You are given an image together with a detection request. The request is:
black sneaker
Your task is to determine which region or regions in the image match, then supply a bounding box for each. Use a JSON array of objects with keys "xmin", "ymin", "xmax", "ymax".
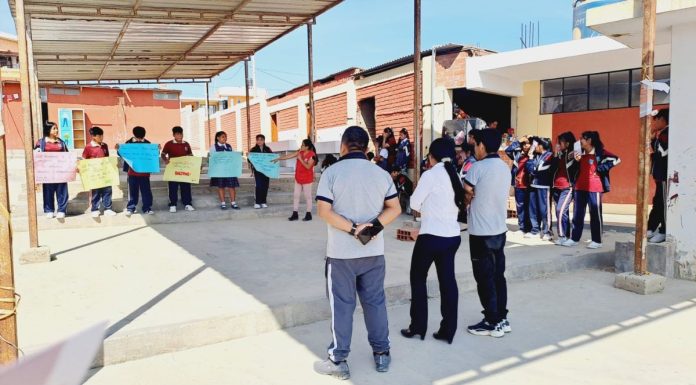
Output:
[
  {"xmin": 373, "ymin": 351, "xmax": 390, "ymax": 373},
  {"xmin": 467, "ymin": 319, "xmax": 504, "ymax": 338}
]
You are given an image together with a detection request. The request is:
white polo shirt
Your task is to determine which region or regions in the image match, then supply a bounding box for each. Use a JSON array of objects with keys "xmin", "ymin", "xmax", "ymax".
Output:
[{"xmin": 409, "ymin": 162, "xmax": 461, "ymax": 237}]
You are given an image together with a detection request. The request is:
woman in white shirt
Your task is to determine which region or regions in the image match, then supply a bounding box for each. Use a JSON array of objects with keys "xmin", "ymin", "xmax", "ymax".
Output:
[{"xmin": 401, "ymin": 138, "xmax": 465, "ymax": 344}]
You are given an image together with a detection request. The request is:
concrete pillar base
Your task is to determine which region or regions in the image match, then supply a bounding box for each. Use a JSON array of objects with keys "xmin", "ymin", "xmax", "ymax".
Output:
[
  {"xmin": 614, "ymin": 272, "xmax": 666, "ymax": 295},
  {"xmin": 20, "ymin": 246, "xmax": 52, "ymax": 264},
  {"xmin": 614, "ymin": 240, "xmax": 676, "ymax": 278}
]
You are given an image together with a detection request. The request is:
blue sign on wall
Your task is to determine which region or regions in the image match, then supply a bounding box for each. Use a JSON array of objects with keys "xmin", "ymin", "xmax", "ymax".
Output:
[{"xmin": 58, "ymin": 108, "xmax": 74, "ymax": 150}]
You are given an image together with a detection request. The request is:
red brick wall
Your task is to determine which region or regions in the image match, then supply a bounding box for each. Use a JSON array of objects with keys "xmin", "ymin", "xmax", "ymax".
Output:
[
  {"xmin": 552, "ymin": 106, "xmax": 666, "ymax": 205},
  {"xmin": 239, "ymin": 104, "xmax": 261, "ymax": 151},
  {"xmin": 204, "ymin": 118, "xmax": 216, "ymax": 149},
  {"xmin": 1, "ymin": 82, "xmax": 25, "ymax": 150},
  {"xmin": 436, "ymin": 51, "xmax": 468, "ymax": 89},
  {"xmin": 315, "ymin": 93, "xmax": 347, "ymax": 130},
  {"xmin": 276, "ymin": 106, "xmax": 298, "ymax": 131},
  {"xmin": 220, "ymin": 112, "xmax": 236, "ymax": 150},
  {"xmin": 357, "ymin": 74, "xmax": 417, "ymax": 140}
]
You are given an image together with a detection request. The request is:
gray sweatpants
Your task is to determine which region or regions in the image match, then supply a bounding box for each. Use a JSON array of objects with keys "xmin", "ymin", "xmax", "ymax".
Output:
[{"xmin": 325, "ymin": 256, "xmax": 390, "ymax": 362}]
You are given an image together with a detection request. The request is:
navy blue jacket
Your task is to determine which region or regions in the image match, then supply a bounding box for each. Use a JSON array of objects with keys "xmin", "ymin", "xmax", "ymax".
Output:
[
  {"xmin": 505, "ymin": 141, "xmax": 527, "ymax": 187},
  {"xmin": 594, "ymin": 148, "xmax": 620, "ymax": 193},
  {"xmin": 526, "ymin": 151, "xmax": 554, "ymax": 188},
  {"xmin": 651, "ymin": 127, "xmax": 668, "ymax": 182}
]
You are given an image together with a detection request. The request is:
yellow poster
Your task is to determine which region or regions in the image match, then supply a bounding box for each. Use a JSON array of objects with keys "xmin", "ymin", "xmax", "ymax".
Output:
[
  {"xmin": 77, "ymin": 157, "xmax": 120, "ymax": 191},
  {"xmin": 163, "ymin": 156, "xmax": 202, "ymax": 184}
]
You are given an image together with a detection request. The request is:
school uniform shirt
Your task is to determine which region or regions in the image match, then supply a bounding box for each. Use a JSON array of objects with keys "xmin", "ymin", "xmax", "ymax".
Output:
[
  {"xmin": 464, "ymin": 154, "xmax": 510, "ymax": 236},
  {"xmin": 553, "ymin": 152, "xmax": 573, "ymax": 189},
  {"xmin": 295, "ymin": 150, "xmax": 316, "ymax": 184},
  {"xmin": 122, "ymin": 138, "xmax": 152, "ymax": 177},
  {"xmin": 43, "ymin": 141, "xmax": 65, "ymax": 152},
  {"xmin": 82, "ymin": 141, "xmax": 109, "ymax": 159},
  {"xmin": 410, "ymin": 162, "xmax": 461, "ymax": 237},
  {"xmin": 161, "ymin": 140, "xmax": 192, "ymax": 159},
  {"xmin": 514, "ymin": 155, "xmax": 530, "ymax": 189},
  {"xmin": 575, "ymin": 151, "xmax": 604, "ymax": 193}
]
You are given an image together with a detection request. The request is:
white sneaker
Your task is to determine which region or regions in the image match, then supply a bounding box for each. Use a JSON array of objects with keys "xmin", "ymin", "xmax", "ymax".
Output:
[
  {"xmin": 524, "ymin": 232, "xmax": 537, "ymax": 239},
  {"xmin": 104, "ymin": 209, "xmax": 117, "ymax": 216},
  {"xmin": 254, "ymin": 204, "xmax": 262, "ymax": 209},
  {"xmin": 169, "ymin": 206, "xmax": 177, "ymax": 213},
  {"xmin": 125, "ymin": 211, "xmax": 133, "ymax": 217},
  {"xmin": 261, "ymin": 204, "xmax": 268, "ymax": 208},
  {"xmin": 91, "ymin": 211, "xmax": 101, "ymax": 218},
  {"xmin": 56, "ymin": 212, "xmax": 65, "ymax": 219},
  {"xmin": 647, "ymin": 230, "xmax": 654, "ymax": 239},
  {"xmin": 587, "ymin": 241, "xmax": 603, "ymax": 249},
  {"xmin": 45, "ymin": 212, "xmax": 55, "ymax": 219},
  {"xmin": 184, "ymin": 205, "xmax": 195, "ymax": 211},
  {"xmin": 542, "ymin": 234, "xmax": 553, "ymax": 241},
  {"xmin": 648, "ymin": 233, "xmax": 666, "ymax": 243},
  {"xmin": 145, "ymin": 210, "xmax": 155, "ymax": 215},
  {"xmin": 555, "ymin": 237, "xmax": 567, "ymax": 245},
  {"xmin": 562, "ymin": 239, "xmax": 579, "ymax": 247}
]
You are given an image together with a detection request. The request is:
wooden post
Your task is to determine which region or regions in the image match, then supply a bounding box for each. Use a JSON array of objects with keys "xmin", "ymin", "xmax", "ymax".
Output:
[
  {"xmin": 413, "ymin": 0, "xmax": 422, "ymax": 183},
  {"xmin": 205, "ymin": 82, "xmax": 211, "ymax": 151},
  {"xmin": 0, "ymin": 132, "xmax": 18, "ymax": 364},
  {"xmin": 634, "ymin": 0, "xmax": 656, "ymax": 275},
  {"xmin": 15, "ymin": 0, "xmax": 39, "ymax": 249},
  {"xmin": 307, "ymin": 21, "xmax": 316, "ymax": 142},
  {"xmin": 244, "ymin": 59, "xmax": 251, "ymax": 150}
]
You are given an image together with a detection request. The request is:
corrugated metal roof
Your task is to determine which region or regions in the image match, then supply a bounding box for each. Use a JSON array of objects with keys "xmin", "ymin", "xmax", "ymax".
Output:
[{"xmin": 10, "ymin": 0, "xmax": 343, "ymax": 83}]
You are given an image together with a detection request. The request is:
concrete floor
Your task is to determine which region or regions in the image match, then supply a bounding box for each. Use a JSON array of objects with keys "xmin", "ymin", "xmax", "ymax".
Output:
[{"xmin": 82, "ymin": 270, "xmax": 696, "ymax": 385}]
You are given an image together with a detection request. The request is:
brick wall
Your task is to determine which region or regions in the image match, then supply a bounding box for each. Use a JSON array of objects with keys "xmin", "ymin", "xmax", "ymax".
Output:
[
  {"xmin": 357, "ymin": 74, "xmax": 417, "ymax": 140},
  {"xmin": 220, "ymin": 112, "xmax": 236, "ymax": 150},
  {"xmin": 436, "ymin": 51, "xmax": 468, "ymax": 89},
  {"xmin": 276, "ymin": 106, "xmax": 298, "ymax": 131},
  {"xmin": 315, "ymin": 93, "xmax": 347, "ymax": 129},
  {"xmin": 239, "ymin": 104, "xmax": 261, "ymax": 151}
]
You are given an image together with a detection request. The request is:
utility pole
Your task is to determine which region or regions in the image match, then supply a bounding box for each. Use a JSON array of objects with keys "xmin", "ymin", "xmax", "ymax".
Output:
[
  {"xmin": 205, "ymin": 82, "xmax": 211, "ymax": 152},
  {"xmin": 413, "ymin": 0, "xmax": 422, "ymax": 183},
  {"xmin": 244, "ymin": 58, "xmax": 251, "ymax": 151},
  {"xmin": 634, "ymin": 0, "xmax": 656, "ymax": 275},
  {"xmin": 307, "ymin": 20, "xmax": 316, "ymax": 142},
  {"xmin": 0, "ymin": 129, "xmax": 18, "ymax": 364}
]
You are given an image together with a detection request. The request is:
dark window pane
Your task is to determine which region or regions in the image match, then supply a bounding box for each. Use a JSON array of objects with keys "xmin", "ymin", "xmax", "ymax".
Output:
[
  {"xmin": 609, "ymin": 71, "xmax": 630, "ymax": 108},
  {"xmin": 542, "ymin": 79, "xmax": 563, "ymax": 97},
  {"xmin": 564, "ymin": 76, "xmax": 587, "ymax": 95},
  {"xmin": 654, "ymin": 65, "xmax": 671, "ymax": 105},
  {"xmin": 541, "ymin": 96, "xmax": 563, "ymax": 114},
  {"xmin": 589, "ymin": 73, "xmax": 608, "ymax": 110},
  {"xmin": 563, "ymin": 94, "xmax": 588, "ymax": 112},
  {"xmin": 630, "ymin": 69, "xmax": 641, "ymax": 107}
]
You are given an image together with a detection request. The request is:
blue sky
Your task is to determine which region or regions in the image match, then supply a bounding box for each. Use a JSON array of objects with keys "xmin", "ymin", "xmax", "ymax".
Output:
[{"xmin": 1, "ymin": 0, "xmax": 572, "ymax": 98}]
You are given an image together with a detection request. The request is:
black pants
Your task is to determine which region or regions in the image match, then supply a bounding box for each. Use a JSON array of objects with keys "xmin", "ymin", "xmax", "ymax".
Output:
[
  {"xmin": 409, "ymin": 234, "xmax": 461, "ymax": 337},
  {"xmin": 254, "ymin": 173, "xmax": 270, "ymax": 204},
  {"xmin": 469, "ymin": 233, "xmax": 508, "ymax": 324},
  {"xmin": 648, "ymin": 180, "xmax": 666, "ymax": 234},
  {"xmin": 168, "ymin": 182, "xmax": 192, "ymax": 207},
  {"xmin": 127, "ymin": 176, "xmax": 153, "ymax": 212}
]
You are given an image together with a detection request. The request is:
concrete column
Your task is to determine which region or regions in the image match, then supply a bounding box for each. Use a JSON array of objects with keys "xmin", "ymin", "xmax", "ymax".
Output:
[{"xmin": 666, "ymin": 22, "xmax": 696, "ymax": 280}]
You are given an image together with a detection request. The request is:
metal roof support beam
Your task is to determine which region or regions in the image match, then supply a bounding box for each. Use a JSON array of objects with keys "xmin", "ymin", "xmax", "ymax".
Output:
[
  {"xmin": 307, "ymin": 20, "xmax": 316, "ymax": 143},
  {"xmin": 413, "ymin": 0, "xmax": 422, "ymax": 183},
  {"xmin": 97, "ymin": 0, "xmax": 142, "ymax": 81}
]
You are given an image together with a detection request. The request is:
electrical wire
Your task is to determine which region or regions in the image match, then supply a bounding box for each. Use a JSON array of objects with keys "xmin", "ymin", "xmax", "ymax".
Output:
[{"xmin": 256, "ymin": 69, "xmax": 299, "ymax": 86}]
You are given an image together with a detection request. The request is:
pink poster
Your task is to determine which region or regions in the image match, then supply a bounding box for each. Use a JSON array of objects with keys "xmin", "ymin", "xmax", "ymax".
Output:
[{"xmin": 34, "ymin": 152, "xmax": 77, "ymax": 184}]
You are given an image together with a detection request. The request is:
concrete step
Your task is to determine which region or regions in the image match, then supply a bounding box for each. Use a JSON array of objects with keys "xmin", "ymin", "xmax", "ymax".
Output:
[{"xmin": 11, "ymin": 204, "xmax": 299, "ymax": 231}]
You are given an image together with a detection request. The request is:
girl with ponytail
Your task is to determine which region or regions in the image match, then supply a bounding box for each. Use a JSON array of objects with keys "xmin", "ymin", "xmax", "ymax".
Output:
[{"xmin": 400, "ymin": 138, "xmax": 464, "ymax": 344}]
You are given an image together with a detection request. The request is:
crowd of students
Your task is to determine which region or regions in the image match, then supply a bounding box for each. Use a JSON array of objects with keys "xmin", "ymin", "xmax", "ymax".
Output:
[{"xmin": 505, "ymin": 130, "xmax": 622, "ymax": 249}]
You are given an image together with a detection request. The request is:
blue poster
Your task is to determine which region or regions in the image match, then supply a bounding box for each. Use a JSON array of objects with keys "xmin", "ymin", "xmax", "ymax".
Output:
[
  {"xmin": 58, "ymin": 108, "xmax": 74, "ymax": 150},
  {"xmin": 118, "ymin": 143, "xmax": 161, "ymax": 173},
  {"xmin": 208, "ymin": 151, "xmax": 243, "ymax": 178},
  {"xmin": 248, "ymin": 153, "xmax": 280, "ymax": 179}
]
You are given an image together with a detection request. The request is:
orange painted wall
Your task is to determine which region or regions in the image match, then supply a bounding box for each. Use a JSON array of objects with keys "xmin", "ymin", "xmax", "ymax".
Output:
[
  {"xmin": 357, "ymin": 74, "xmax": 417, "ymax": 140},
  {"xmin": 1, "ymin": 82, "xmax": 25, "ymax": 150},
  {"xmin": 46, "ymin": 87, "xmax": 180, "ymax": 148},
  {"xmin": 552, "ymin": 106, "xmax": 666, "ymax": 204},
  {"xmin": 276, "ymin": 106, "xmax": 298, "ymax": 131},
  {"xmin": 315, "ymin": 93, "xmax": 347, "ymax": 130}
]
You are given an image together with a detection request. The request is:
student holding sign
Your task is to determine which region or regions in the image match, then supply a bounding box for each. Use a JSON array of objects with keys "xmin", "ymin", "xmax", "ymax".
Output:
[
  {"xmin": 82, "ymin": 127, "xmax": 117, "ymax": 218},
  {"xmin": 210, "ymin": 131, "xmax": 240, "ymax": 210},
  {"xmin": 117, "ymin": 126, "xmax": 155, "ymax": 217},
  {"xmin": 34, "ymin": 121, "xmax": 70, "ymax": 219},
  {"xmin": 161, "ymin": 126, "xmax": 195, "ymax": 213},
  {"xmin": 249, "ymin": 134, "xmax": 273, "ymax": 209}
]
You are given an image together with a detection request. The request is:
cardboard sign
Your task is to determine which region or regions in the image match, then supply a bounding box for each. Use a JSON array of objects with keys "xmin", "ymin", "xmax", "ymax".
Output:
[
  {"xmin": 163, "ymin": 156, "xmax": 202, "ymax": 183},
  {"xmin": 248, "ymin": 152, "xmax": 280, "ymax": 179},
  {"xmin": 208, "ymin": 151, "xmax": 243, "ymax": 178},
  {"xmin": 118, "ymin": 143, "xmax": 160, "ymax": 173},
  {"xmin": 34, "ymin": 152, "xmax": 77, "ymax": 184},
  {"xmin": 0, "ymin": 322, "xmax": 107, "ymax": 385},
  {"xmin": 77, "ymin": 157, "xmax": 120, "ymax": 191}
]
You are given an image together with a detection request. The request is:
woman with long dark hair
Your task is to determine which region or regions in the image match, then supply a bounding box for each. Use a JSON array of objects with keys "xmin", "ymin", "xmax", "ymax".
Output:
[
  {"xmin": 552, "ymin": 131, "xmax": 577, "ymax": 245},
  {"xmin": 401, "ymin": 138, "xmax": 464, "ymax": 344},
  {"xmin": 274, "ymin": 138, "xmax": 318, "ymax": 221},
  {"xmin": 562, "ymin": 131, "xmax": 620, "ymax": 249},
  {"xmin": 34, "ymin": 121, "xmax": 69, "ymax": 219}
]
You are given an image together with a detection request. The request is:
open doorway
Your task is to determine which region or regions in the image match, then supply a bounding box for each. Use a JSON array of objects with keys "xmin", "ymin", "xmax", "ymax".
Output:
[
  {"xmin": 270, "ymin": 113, "xmax": 279, "ymax": 142},
  {"xmin": 452, "ymin": 89, "xmax": 511, "ymax": 130},
  {"xmin": 357, "ymin": 97, "xmax": 376, "ymax": 140}
]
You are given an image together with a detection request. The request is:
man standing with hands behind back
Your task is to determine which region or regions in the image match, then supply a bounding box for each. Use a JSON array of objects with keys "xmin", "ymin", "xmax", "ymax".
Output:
[
  {"xmin": 314, "ymin": 126, "xmax": 402, "ymax": 380},
  {"xmin": 463, "ymin": 128, "xmax": 512, "ymax": 338}
]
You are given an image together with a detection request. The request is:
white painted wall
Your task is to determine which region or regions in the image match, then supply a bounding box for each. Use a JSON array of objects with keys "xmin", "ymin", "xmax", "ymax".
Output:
[{"xmin": 667, "ymin": 22, "xmax": 696, "ymax": 279}]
